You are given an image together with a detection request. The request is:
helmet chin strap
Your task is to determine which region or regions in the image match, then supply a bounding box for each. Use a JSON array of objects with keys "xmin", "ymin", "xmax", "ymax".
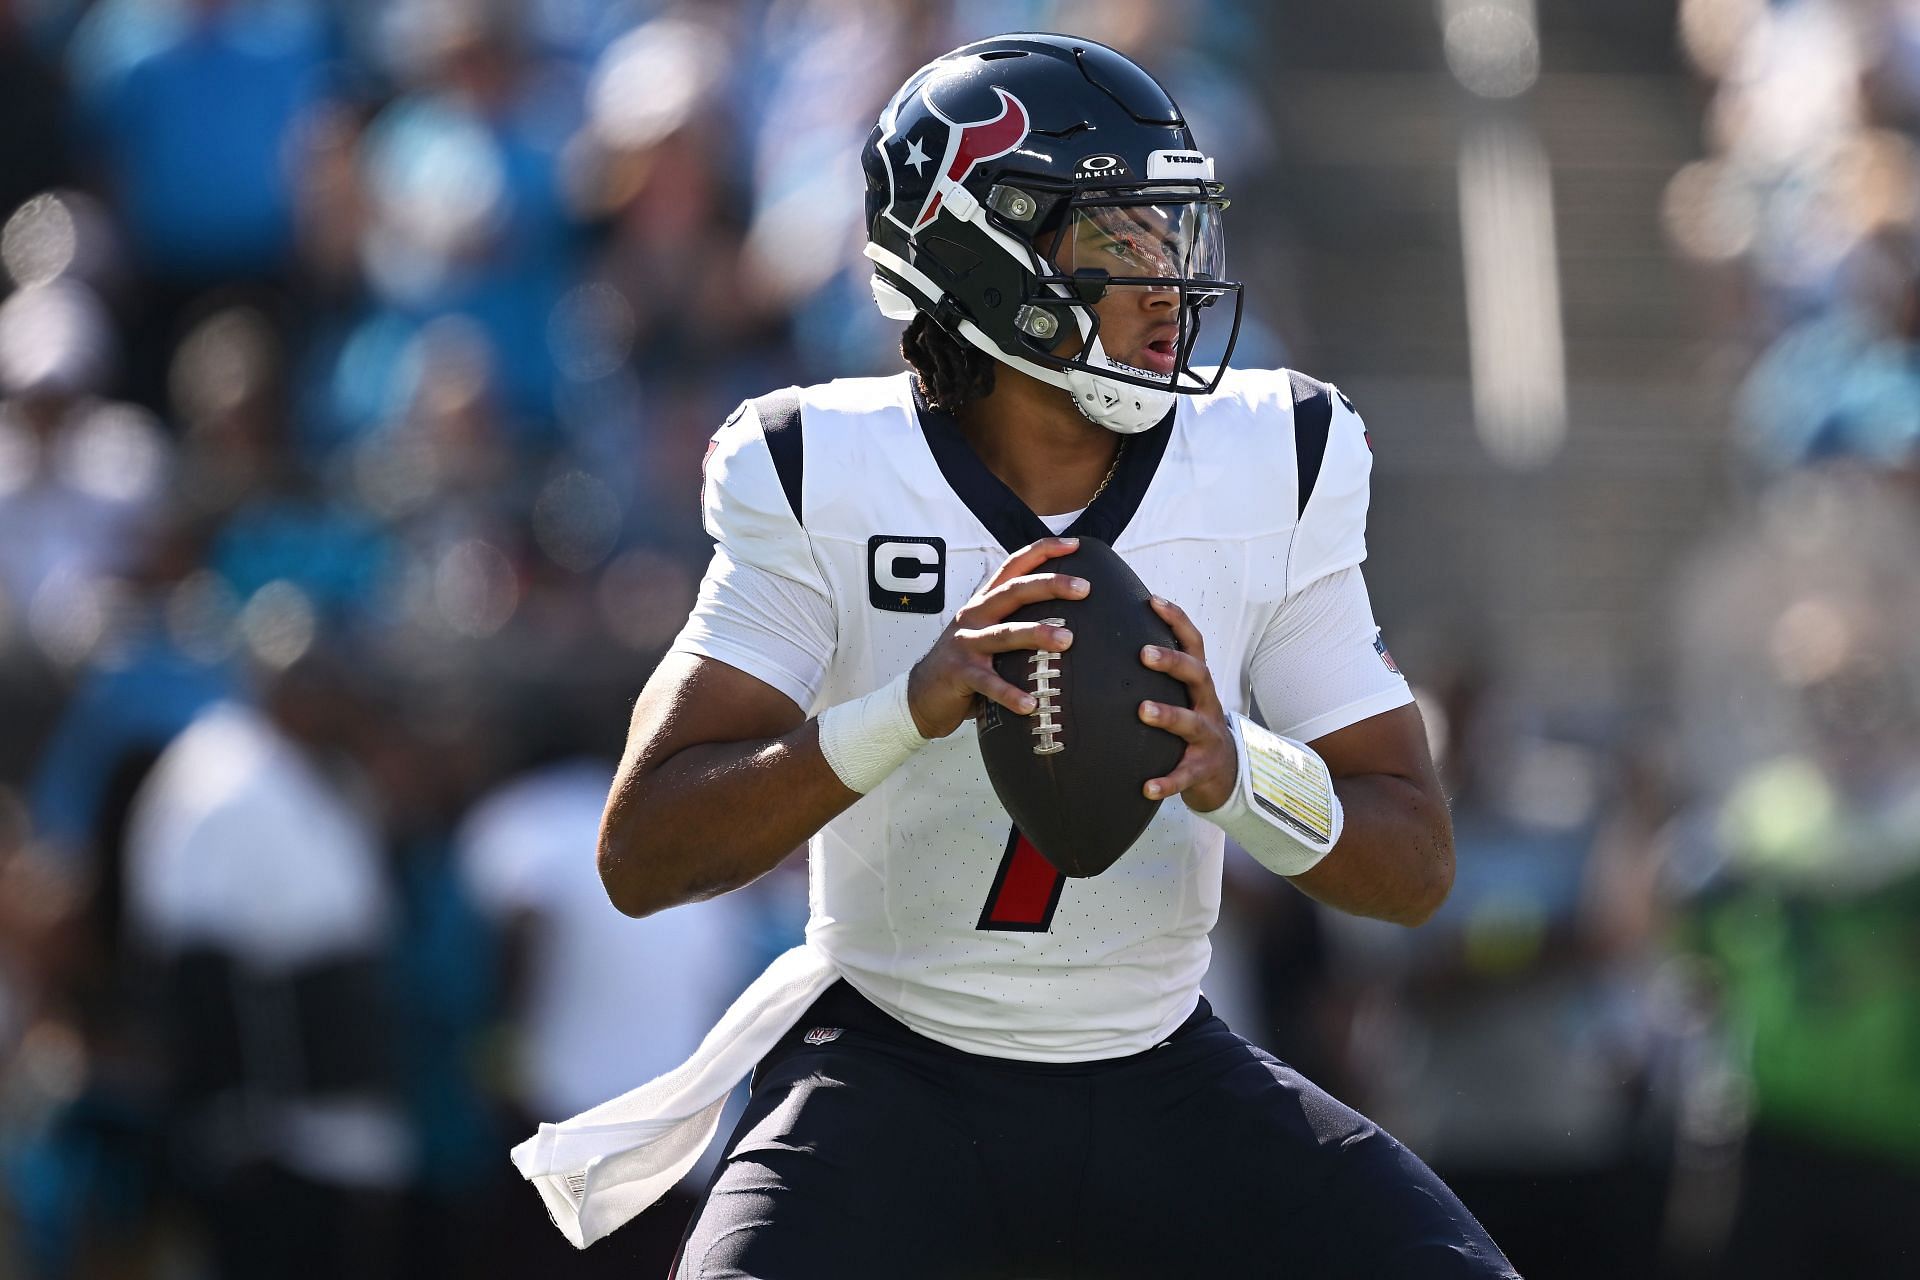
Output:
[
  {"xmin": 867, "ymin": 246, "xmax": 1175, "ymax": 434},
  {"xmin": 969, "ymin": 321, "xmax": 1173, "ymax": 434},
  {"xmin": 1051, "ymin": 326, "xmax": 1176, "ymax": 436}
]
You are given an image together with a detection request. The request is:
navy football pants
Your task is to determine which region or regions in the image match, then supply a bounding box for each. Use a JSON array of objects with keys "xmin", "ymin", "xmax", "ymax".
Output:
[{"xmin": 673, "ymin": 982, "xmax": 1517, "ymax": 1279}]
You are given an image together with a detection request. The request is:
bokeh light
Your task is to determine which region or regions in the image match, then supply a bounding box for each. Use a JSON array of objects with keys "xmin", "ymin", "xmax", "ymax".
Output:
[
  {"xmin": 597, "ymin": 547, "xmax": 696, "ymax": 651},
  {"xmin": 532, "ymin": 468, "xmax": 622, "ymax": 572},
  {"xmin": 0, "ymin": 280, "xmax": 114, "ymax": 397},
  {"xmin": 27, "ymin": 571, "xmax": 114, "ymax": 668},
  {"xmin": 0, "ymin": 192, "xmax": 76, "ymax": 288},
  {"xmin": 239, "ymin": 580, "xmax": 318, "ymax": 670},
  {"xmin": 167, "ymin": 571, "xmax": 243, "ymax": 665},
  {"xmin": 1443, "ymin": 2, "xmax": 1540, "ymax": 100},
  {"xmin": 547, "ymin": 281, "xmax": 637, "ymax": 383},
  {"xmin": 434, "ymin": 539, "xmax": 520, "ymax": 638}
]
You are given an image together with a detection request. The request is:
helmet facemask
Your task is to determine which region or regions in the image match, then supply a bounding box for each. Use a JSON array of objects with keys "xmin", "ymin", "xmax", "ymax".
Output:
[
  {"xmin": 869, "ymin": 173, "xmax": 1242, "ymax": 433},
  {"xmin": 1008, "ymin": 181, "xmax": 1241, "ymax": 431}
]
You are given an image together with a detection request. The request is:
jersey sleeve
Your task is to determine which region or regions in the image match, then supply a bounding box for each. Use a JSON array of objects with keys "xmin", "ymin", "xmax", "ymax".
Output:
[
  {"xmin": 1249, "ymin": 565, "xmax": 1412, "ymax": 743},
  {"xmin": 669, "ymin": 399, "xmax": 836, "ymax": 712},
  {"xmin": 669, "ymin": 547, "xmax": 836, "ymax": 712},
  {"xmin": 1286, "ymin": 384, "xmax": 1374, "ymax": 595},
  {"xmin": 699, "ymin": 398, "xmax": 829, "ymax": 593}
]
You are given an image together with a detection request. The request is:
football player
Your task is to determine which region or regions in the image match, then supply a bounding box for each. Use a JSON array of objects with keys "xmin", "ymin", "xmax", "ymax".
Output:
[{"xmin": 524, "ymin": 33, "xmax": 1517, "ymax": 1278}]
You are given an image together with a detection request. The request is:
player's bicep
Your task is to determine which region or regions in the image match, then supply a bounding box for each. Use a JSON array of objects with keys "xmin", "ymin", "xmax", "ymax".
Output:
[
  {"xmin": 619, "ymin": 651, "xmax": 809, "ymax": 783},
  {"xmin": 623, "ymin": 540, "xmax": 834, "ymax": 774},
  {"xmin": 1307, "ymin": 700, "xmax": 1436, "ymax": 788}
]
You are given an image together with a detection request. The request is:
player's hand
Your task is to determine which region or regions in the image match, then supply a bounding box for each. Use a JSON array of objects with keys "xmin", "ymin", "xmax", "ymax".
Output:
[
  {"xmin": 1138, "ymin": 596, "xmax": 1238, "ymax": 812},
  {"xmin": 907, "ymin": 537, "xmax": 1088, "ymax": 739}
]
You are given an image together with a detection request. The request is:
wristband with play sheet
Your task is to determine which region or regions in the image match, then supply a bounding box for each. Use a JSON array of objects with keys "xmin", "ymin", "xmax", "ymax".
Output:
[{"xmin": 1196, "ymin": 714, "xmax": 1343, "ymax": 877}]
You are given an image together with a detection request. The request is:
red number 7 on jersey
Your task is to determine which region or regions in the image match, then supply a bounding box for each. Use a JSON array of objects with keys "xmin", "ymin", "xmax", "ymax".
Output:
[{"xmin": 976, "ymin": 826, "xmax": 1064, "ymax": 931}]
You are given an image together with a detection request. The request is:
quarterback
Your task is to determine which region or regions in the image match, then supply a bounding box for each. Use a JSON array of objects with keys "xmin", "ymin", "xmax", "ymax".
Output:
[{"xmin": 520, "ymin": 33, "xmax": 1516, "ymax": 1278}]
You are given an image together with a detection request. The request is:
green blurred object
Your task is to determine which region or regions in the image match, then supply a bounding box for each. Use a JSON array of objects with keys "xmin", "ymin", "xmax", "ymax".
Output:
[{"xmin": 1695, "ymin": 766, "xmax": 1920, "ymax": 1167}]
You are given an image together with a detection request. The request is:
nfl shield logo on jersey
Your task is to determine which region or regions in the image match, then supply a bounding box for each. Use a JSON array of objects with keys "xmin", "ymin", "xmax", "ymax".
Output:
[
  {"xmin": 1374, "ymin": 630, "xmax": 1401, "ymax": 675},
  {"xmin": 803, "ymin": 1026, "xmax": 843, "ymax": 1046}
]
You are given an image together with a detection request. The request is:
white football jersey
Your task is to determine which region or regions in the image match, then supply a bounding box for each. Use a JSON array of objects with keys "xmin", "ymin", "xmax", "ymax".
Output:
[{"xmin": 673, "ymin": 369, "xmax": 1409, "ymax": 1061}]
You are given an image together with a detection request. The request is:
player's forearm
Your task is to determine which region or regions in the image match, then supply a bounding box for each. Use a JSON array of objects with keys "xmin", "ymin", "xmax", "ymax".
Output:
[
  {"xmin": 598, "ymin": 722, "xmax": 855, "ymax": 917},
  {"xmin": 1286, "ymin": 772, "xmax": 1453, "ymax": 926}
]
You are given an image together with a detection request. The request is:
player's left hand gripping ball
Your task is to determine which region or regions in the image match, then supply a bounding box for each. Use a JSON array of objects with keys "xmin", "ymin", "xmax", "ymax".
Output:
[{"xmin": 1136, "ymin": 597, "xmax": 1239, "ymax": 814}]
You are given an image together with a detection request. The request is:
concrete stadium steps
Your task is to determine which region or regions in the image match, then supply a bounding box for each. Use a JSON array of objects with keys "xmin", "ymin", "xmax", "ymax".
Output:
[
  {"xmin": 1251, "ymin": 14, "xmax": 1734, "ymax": 714},
  {"xmin": 1354, "ymin": 376, "xmax": 1730, "ymax": 712},
  {"xmin": 1269, "ymin": 72, "xmax": 1707, "ymax": 382}
]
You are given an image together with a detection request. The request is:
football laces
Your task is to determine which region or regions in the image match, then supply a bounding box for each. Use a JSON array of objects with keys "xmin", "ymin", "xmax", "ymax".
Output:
[{"xmin": 1029, "ymin": 618, "xmax": 1065, "ymax": 755}]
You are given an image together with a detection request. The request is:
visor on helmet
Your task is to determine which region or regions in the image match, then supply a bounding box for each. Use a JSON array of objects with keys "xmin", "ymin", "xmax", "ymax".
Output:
[
  {"xmin": 1051, "ymin": 190, "xmax": 1227, "ymax": 291},
  {"xmin": 1006, "ymin": 182, "xmax": 1242, "ymax": 397}
]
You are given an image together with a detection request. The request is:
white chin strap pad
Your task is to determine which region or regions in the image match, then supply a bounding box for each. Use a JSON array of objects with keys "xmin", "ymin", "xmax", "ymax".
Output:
[{"xmin": 1061, "ymin": 342, "xmax": 1175, "ymax": 434}]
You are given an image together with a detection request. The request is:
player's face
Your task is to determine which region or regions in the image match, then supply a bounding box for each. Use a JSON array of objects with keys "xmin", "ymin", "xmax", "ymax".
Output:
[{"xmin": 1047, "ymin": 194, "xmax": 1224, "ymax": 378}]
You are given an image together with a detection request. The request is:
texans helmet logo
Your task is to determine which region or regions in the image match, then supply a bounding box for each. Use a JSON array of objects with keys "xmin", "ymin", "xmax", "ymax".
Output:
[{"xmin": 876, "ymin": 73, "xmax": 1031, "ymax": 238}]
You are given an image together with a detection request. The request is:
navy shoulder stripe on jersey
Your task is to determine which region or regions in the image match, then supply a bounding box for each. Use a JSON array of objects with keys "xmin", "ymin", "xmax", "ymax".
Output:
[
  {"xmin": 753, "ymin": 388, "xmax": 805, "ymax": 521},
  {"xmin": 1287, "ymin": 370, "xmax": 1334, "ymax": 517}
]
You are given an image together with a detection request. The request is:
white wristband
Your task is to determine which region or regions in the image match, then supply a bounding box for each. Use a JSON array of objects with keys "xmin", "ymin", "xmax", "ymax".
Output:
[
  {"xmin": 817, "ymin": 672, "xmax": 930, "ymax": 794},
  {"xmin": 1197, "ymin": 713, "xmax": 1344, "ymax": 877}
]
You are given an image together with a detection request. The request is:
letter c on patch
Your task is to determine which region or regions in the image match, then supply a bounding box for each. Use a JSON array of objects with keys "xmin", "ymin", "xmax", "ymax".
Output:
[{"xmin": 875, "ymin": 540, "xmax": 939, "ymax": 592}]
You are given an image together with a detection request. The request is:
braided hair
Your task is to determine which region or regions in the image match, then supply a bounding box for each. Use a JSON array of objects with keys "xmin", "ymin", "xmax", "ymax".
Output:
[{"xmin": 901, "ymin": 311, "xmax": 997, "ymax": 411}]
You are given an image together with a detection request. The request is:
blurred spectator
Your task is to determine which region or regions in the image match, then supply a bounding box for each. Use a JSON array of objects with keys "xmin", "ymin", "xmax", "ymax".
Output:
[
  {"xmin": 165, "ymin": 302, "xmax": 391, "ymax": 627},
  {"xmin": 345, "ymin": 318, "xmax": 524, "ymax": 534},
  {"xmin": 67, "ymin": 0, "xmax": 333, "ymax": 407},
  {"xmin": 169, "ymin": 303, "xmax": 298, "ymax": 520},
  {"xmin": 458, "ymin": 752, "xmax": 761, "ymax": 1276},
  {"xmin": 28, "ymin": 514, "xmax": 234, "ymax": 927},
  {"xmin": 337, "ymin": 2, "xmax": 579, "ymax": 434},
  {"xmin": 569, "ymin": 8, "xmax": 797, "ymax": 451},
  {"xmin": 0, "ymin": 790, "xmax": 126, "ymax": 1280},
  {"xmin": 122, "ymin": 647, "xmax": 409, "ymax": 1280},
  {"xmin": 0, "ymin": 281, "xmax": 168, "ymax": 622},
  {"xmin": 339, "ymin": 317, "xmax": 536, "ymax": 657},
  {"xmin": 1332, "ymin": 674, "xmax": 1677, "ymax": 1280},
  {"xmin": 348, "ymin": 680, "xmax": 507, "ymax": 1276},
  {"xmin": 0, "ymin": 280, "xmax": 171, "ymax": 785},
  {"xmin": 1736, "ymin": 226, "xmax": 1920, "ymax": 473},
  {"xmin": 1668, "ymin": 471, "xmax": 1920, "ymax": 1278},
  {"xmin": 1679, "ymin": 0, "xmax": 1873, "ymax": 315},
  {"xmin": 736, "ymin": 0, "xmax": 913, "ymax": 376}
]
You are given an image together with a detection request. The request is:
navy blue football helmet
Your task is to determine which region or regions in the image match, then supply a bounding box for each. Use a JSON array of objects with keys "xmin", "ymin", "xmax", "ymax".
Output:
[{"xmin": 863, "ymin": 33, "xmax": 1243, "ymax": 432}]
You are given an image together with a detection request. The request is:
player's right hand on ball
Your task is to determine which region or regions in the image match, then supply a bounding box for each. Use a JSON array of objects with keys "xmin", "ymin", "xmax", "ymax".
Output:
[{"xmin": 906, "ymin": 536, "xmax": 1088, "ymax": 739}]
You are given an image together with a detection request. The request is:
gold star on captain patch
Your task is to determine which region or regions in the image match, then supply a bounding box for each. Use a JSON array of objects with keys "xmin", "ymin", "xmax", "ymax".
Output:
[{"xmin": 900, "ymin": 595, "xmax": 911, "ymax": 606}]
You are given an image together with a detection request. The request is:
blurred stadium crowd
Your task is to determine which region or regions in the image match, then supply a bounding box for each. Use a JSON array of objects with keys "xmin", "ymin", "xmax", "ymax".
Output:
[{"xmin": 0, "ymin": 0, "xmax": 1913, "ymax": 1277}]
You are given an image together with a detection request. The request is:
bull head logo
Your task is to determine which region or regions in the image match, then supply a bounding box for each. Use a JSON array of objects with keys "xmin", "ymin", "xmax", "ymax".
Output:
[{"xmin": 877, "ymin": 82, "xmax": 1031, "ymax": 238}]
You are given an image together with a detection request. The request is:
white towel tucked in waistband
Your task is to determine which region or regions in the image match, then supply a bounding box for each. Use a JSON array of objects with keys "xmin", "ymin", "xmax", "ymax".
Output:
[{"xmin": 509, "ymin": 943, "xmax": 837, "ymax": 1248}]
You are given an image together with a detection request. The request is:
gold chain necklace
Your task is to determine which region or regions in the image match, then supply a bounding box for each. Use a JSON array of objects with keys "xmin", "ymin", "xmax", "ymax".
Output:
[{"xmin": 1088, "ymin": 439, "xmax": 1125, "ymax": 504}]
